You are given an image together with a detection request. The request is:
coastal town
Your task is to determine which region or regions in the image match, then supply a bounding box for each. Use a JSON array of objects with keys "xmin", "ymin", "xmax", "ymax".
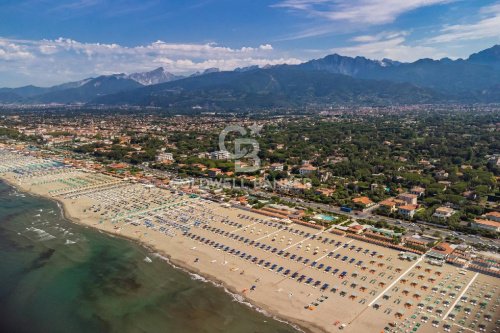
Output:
[
  {"xmin": 2, "ymin": 1, "xmax": 500, "ymax": 332},
  {"xmin": 0, "ymin": 106, "xmax": 498, "ymax": 246},
  {"xmin": 0, "ymin": 105, "xmax": 498, "ymax": 333}
]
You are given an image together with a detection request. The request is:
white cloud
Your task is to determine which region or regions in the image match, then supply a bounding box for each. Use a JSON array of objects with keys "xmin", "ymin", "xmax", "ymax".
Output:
[
  {"xmin": 0, "ymin": 37, "xmax": 301, "ymax": 87},
  {"xmin": 427, "ymin": 3, "xmax": 500, "ymax": 43},
  {"xmin": 274, "ymin": 0, "xmax": 453, "ymax": 26},
  {"xmin": 0, "ymin": 40, "xmax": 33, "ymax": 61},
  {"xmin": 331, "ymin": 31, "xmax": 446, "ymax": 61}
]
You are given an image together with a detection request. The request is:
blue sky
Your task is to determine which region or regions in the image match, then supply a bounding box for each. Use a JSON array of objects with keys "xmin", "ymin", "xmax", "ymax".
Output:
[{"xmin": 1, "ymin": 0, "xmax": 499, "ymax": 87}]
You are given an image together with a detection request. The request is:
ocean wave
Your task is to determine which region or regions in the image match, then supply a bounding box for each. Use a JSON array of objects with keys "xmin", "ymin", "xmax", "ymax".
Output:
[
  {"xmin": 150, "ymin": 252, "xmax": 304, "ymax": 333},
  {"xmin": 65, "ymin": 239, "xmax": 77, "ymax": 245},
  {"xmin": 25, "ymin": 227, "xmax": 56, "ymax": 242}
]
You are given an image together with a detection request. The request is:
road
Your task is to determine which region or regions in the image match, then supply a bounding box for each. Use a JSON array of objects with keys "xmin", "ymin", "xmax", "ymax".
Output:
[
  {"xmin": 47, "ymin": 149, "xmax": 499, "ymax": 250},
  {"xmin": 249, "ymin": 190, "xmax": 499, "ymax": 249}
]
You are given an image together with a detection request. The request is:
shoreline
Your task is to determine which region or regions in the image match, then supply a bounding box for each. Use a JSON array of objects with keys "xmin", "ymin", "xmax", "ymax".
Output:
[
  {"xmin": 1, "ymin": 177, "xmax": 320, "ymax": 333},
  {"xmin": 2, "ymin": 160, "xmax": 499, "ymax": 333}
]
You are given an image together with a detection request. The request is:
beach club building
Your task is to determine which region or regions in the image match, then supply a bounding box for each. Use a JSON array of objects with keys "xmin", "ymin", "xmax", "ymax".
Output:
[
  {"xmin": 473, "ymin": 218, "xmax": 500, "ymax": 233},
  {"xmin": 485, "ymin": 211, "xmax": 500, "ymax": 222}
]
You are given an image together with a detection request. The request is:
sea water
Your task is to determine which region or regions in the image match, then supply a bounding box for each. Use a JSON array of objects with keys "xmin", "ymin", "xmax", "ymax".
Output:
[{"xmin": 0, "ymin": 181, "xmax": 298, "ymax": 333}]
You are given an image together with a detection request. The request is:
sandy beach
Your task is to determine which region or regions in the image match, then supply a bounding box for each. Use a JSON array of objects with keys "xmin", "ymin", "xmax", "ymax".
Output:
[{"xmin": 1, "ymin": 151, "xmax": 498, "ymax": 333}]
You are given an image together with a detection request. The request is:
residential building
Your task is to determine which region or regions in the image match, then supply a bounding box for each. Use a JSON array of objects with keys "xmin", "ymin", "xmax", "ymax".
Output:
[
  {"xmin": 397, "ymin": 193, "xmax": 418, "ymax": 205},
  {"xmin": 191, "ymin": 163, "xmax": 207, "ymax": 171},
  {"xmin": 299, "ymin": 164, "xmax": 317, "ymax": 176},
  {"xmin": 352, "ymin": 196, "xmax": 374, "ymax": 208},
  {"xmin": 398, "ymin": 204, "xmax": 418, "ymax": 219},
  {"xmin": 210, "ymin": 150, "xmax": 230, "ymax": 160},
  {"xmin": 410, "ymin": 186, "xmax": 425, "ymax": 197},
  {"xmin": 207, "ymin": 168, "xmax": 222, "ymax": 178},
  {"xmin": 269, "ymin": 163, "xmax": 284, "ymax": 172},
  {"xmin": 435, "ymin": 170, "xmax": 449, "ymax": 180},
  {"xmin": 156, "ymin": 152, "xmax": 174, "ymax": 163},
  {"xmin": 433, "ymin": 206, "xmax": 455, "ymax": 219},
  {"xmin": 275, "ymin": 179, "xmax": 311, "ymax": 194},
  {"xmin": 315, "ymin": 188, "xmax": 335, "ymax": 197},
  {"xmin": 379, "ymin": 199, "xmax": 397, "ymax": 212}
]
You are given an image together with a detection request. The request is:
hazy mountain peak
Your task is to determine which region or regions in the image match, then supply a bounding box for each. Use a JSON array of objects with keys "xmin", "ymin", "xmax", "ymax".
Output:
[
  {"xmin": 203, "ymin": 67, "xmax": 220, "ymax": 74},
  {"xmin": 1, "ymin": 44, "xmax": 499, "ymax": 105},
  {"xmin": 190, "ymin": 67, "xmax": 221, "ymax": 77},
  {"xmin": 467, "ymin": 45, "xmax": 500, "ymax": 68},
  {"xmin": 235, "ymin": 65, "xmax": 259, "ymax": 72},
  {"xmin": 128, "ymin": 67, "xmax": 183, "ymax": 85}
]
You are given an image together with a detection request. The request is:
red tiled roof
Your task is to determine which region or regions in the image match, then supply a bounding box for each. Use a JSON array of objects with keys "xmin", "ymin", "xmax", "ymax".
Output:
[{"xmin": 474, "ymin": 219, "xmax": 500, "ymax": 227}]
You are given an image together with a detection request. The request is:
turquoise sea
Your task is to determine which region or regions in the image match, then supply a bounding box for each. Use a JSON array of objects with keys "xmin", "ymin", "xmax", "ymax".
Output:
[{"xmin": 0, "ymin": 181, "xmax": 298, "ymax": 333}]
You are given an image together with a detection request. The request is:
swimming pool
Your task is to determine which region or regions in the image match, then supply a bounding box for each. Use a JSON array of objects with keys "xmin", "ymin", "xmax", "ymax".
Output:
[{"xmin": 314, "ymin": 214, "xmax": 337, "ymax": 221}]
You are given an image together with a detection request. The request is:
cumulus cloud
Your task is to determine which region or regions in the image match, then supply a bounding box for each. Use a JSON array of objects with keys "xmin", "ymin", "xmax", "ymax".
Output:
[
  {"xmin": 0, "ymin": 37, "xmax": 301, "ymax": 87},
  {"xmin": 0, "ymin": 39, "xmax": 34, "ymax": 61}
]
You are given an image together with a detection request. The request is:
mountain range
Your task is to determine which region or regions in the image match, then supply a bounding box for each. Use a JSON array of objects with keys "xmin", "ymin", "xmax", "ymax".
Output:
[{"xmin": 1, "ymin": 45, "xmax": 499, "ymax": 108}]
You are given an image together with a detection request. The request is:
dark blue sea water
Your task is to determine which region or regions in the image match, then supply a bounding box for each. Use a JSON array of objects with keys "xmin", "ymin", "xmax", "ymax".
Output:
[{"xmin": 0, "ymin": 181, "xmax": 297, "ymax": 333}]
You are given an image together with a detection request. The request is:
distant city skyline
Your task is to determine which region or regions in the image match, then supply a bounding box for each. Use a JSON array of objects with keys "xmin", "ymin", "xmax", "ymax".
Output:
[{"xmin": 1, "ymin": 0, "xmax": 499, "ymax": 87}]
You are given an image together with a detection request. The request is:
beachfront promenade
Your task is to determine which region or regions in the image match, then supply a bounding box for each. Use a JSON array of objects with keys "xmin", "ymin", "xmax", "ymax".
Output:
[{"xmin": 1, "ymin": 149, "xmax": 498, "ymax": 333}]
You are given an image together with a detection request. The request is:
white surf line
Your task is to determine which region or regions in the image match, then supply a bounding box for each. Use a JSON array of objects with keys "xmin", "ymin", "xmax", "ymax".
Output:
[
  {"xmin": 443, "ymin": 272, "xmax": 479, "ymax": 319},
  {"xmin": 315, "ymin": 239, "xmax": 354, "ymax": 263},
  {"xmin": 368, "ymin": 255, "xmax": 424, "ymax": 307},
  {"xmin": 282, "ymin": 229, "xmax": 324, "ymax": 251},
  {"xmin": 254, "ymin": 228, "xmax": 282, "ymax": 241}
]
